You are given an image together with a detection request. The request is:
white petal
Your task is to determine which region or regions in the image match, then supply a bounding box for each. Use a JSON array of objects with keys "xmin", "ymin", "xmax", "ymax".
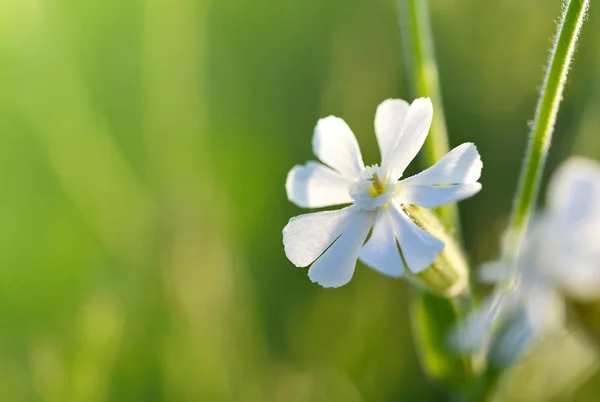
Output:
[
  {"xmin": 524, "ymin": 286, "xmax": 565, "ymax": 333},
  {"xmin": 389, "ymin": 203, "xmax": 444, "ymax": 274},
  {"xmin": 312, "ymin": 116, "xmax": 364, "ymax": 178},
  {"xmin": 449, "ymin": 290, "xmax": 515, "ymax": 354},
  {"xmin": 286, "ymin": 162, "xmax": 353, "ymax": 208},
  {"xmin": 385, "ymin": 98, "xmax": 433, "ymax": 179},
  {"xmin": 547, "ymin": 157, "xmax": 600, "ymax": 226},
  {"xmin": 308, "ymin": 210, "xmax": 376, "ymax": 288},
  {"xmin": 283, "ymin": 206, "xmax": 359, "ymax": 267},
  {"xmin": 401, "ymin": 143, "xmax": 482, "ymax": 185},
  {"xmin": 478, "ymin": 260, "xmax": 510, "ymax": 284},
  {"xmin": 449, "ymin": 308, "xmax": 493, "ymax": 354},
  {"xmin": 358, "ymin": 207, "xmax": 405, "ymax": 277},
  {"xmin": 489, "ymin": 312, "xmax": 536, "ymax": 367},
  {"xmin": 396, "ymin": 183, "xmax": 482, "ymax": 208},
  {"xmin": 374, "ymin": 99, "xmax": 410, "ymax": 166},
  {"xmin": 551, "ymin": 255, "xmax": 600, "ymax": 301}
]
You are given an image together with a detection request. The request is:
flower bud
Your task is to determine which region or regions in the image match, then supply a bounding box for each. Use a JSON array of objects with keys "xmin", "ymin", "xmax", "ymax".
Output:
[{"xmin": 402, "ymin": 205, "xmax": 470, "ymax": 297}]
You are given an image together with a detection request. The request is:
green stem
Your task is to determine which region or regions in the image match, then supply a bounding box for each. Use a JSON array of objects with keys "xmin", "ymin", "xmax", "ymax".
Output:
[
  {"xmin": 482, "ymin": 1, "xmax": 590, "ymax": 399},
  {"xmin": 398, "ymin": 0, "xmax": 459, "ymax": 232},
  {"xmin": 399, "ymin": 2, "xmax": 482, "ymax": 396},
  {"xmin": 504, "ymin": 0, "xmax": 590, "ymax": 262}
]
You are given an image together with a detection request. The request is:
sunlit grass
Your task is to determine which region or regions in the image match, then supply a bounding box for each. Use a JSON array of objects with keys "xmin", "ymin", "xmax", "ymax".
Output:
[{"xmin": 0, "ymin": 0, "xmax": 599, "ymax": 401}]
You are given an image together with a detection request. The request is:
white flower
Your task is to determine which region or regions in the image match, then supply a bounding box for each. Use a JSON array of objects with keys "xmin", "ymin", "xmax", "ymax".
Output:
[
  {"xmin": 282, "ymin": 98, "xmax": 483, "ymax": 288},
  {"xmin": 541, "ymin": 157, "xmax": 600, "ymax": 299},
  {"xmin": 451, "ymin": 276, "xmax": 565, "ymax": 365},
  {"xmin": 451, "ymin": 157, "xmax": 600, "ymax": 362}
]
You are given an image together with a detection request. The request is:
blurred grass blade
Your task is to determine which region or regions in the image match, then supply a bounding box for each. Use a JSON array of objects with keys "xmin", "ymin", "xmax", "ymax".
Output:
[
  {"xmin": 504, "ymin": 0, "xmax": 590, "ymax": 261},
  {"xmin": 398, "ymin": 3, "xmax": 482, "ymax": 396},
  {"xmin": 490, "ymin": 327, "xmax": 600, "ymax": 401},
  {"xmin": 143, "ymin": 0, "xmax": 207, "ymax": 188},
  {"xmin": 142, "ymin": 1, "xmax": 269, "ymax": 400},
  {"xmin": 5, "ymin": 0, "xmax": 157, "ymax": 258},
  {"xmin": 398, "ymin": 3, "xmax": 481, "ymax": 397},
  {"xmin": 398, "ymin": 0, "xmax": 458, "ymax": 231}
]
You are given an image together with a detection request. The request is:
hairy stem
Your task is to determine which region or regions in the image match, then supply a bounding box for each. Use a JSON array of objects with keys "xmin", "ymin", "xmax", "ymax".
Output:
[{"xmin": 504, "ymin": 0, "xmax": 590, "ymax": 263}]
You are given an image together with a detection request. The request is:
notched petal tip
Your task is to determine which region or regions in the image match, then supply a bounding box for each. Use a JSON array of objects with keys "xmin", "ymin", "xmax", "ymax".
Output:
[
  {"xmin": 408, "ymin": 97, "xmax": 433, "ymax": 118},
  {"xmin": 312, "ymin": 116, "xmax": 364, "ymax": 178},
  {"xmin": 375, "ymin": 98, "xmax": 411, "ymax": 115},
  {"xmin": 412, "ymin": 96, "xmax": 432, "ymax": 104},
  {"xmin": 438, "ymin": 142, "xmax": 483, "ymax": 184},
  {"xmin": 465, "ymin": 143, "xmax": 484, "ymax": 182},
  {"xmin": 399, "ymin": 141, "xmax": 483, "ymax": 189},
  {"xmin": 308, "ymin": 274, "xmax": 348, "ymax": 289},
  {"xmin": 383, "ymin": 98, "xmax": 434, "ymax": 179},
  {"xmin": 313, "ymin": 115, "xmax": 342, "ymax": 131},
  {"xmin": 375, "ymin": 99, "xmax": 411, "ymax": 167}
]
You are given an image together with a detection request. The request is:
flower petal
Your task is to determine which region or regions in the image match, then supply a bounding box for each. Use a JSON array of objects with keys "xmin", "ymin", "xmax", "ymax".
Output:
[
  {"xmin": 312, "ymin": 116, "xmax": 364, "ymax": 178},
  {"xmin": 385, "ymin": 98, "xmax": 433, "ymax": 179},
  {"xmin": 358, "ymin": 207, "xmax": 404, "ymax": 277},
  {"xmin": 286, "ymin": 161, "xmax": 353, "ymax": 208},
  {"xmin": 389, "ymin": 203, "xmax": 444, "ymax": 274},
  {"xmin": 449, "ymin": 289, "xmax": 515, "ymax": 354},
  {"xmin": 374, "ymin": 99, "xmax": 410, "ymax": 166},
  {"xmin": 489, "ymin": 311, "xmax": 536, "ymax": 367},
  {"xmin": 283, "ymin": 206, "xmax": 359, "ymax": 267},
  {"xmin": 550, "ymin": 254, "xmax": 600, "ymax": 301},
  {"xmin": 524, "ymin": 286, "xmax": 565, "ymax": 334},
  {"xmin": 478, "ymin": 260, "xmax": 510, "ymax": 284},
  {"xmin": 401, "ymin": 143, "xmax": 482, "ymax": 185},
  {"xmin": 308, "ymin": 210, "xmax": 376, "ymax": 288},
  {"xmin": 547, "ymin": 157, "xmax": 600, "ymax": 226},
  {"xmin": 396, "ymin": 183, "xmax": 482, "ymax": 208}
]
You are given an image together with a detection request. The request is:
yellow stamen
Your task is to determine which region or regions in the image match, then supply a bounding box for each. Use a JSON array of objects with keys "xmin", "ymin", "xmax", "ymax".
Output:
[{"xmin": 368, "ymin": 173, "xmax": 386, "ymax": 197}]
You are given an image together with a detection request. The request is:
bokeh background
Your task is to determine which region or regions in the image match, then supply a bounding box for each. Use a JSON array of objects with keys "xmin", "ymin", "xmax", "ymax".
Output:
[{"xmin": 1, "ymin": 0, "xmax": 600, "ymax": 400}]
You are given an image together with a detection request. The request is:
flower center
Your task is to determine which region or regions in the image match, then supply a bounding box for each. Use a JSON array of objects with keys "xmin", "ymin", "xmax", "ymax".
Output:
[
  {"xmin": 368, "ymin": 173, "xmax": 386, "ymax": 197},
  {"xmin": 349, "ymin": 164, "xmax": 397, "ymax": 211}
]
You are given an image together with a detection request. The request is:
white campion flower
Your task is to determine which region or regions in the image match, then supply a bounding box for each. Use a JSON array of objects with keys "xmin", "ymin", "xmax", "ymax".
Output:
[
  {"xmin": 451, "ymin": 157, "xmax": 600, "ymax": 363},
  {"xmin": 282, "ymin": 98, "xmax": 483, "ymax": 288}
]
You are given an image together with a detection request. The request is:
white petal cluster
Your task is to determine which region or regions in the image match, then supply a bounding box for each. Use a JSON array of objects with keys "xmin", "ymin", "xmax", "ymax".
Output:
[
  {"xmin": 283, "ymin": 98, "xmax": 483, "ymax": 288},
  {"xmin": 452, "ymin": 157, "xmax": 600, "ymax": 364}
]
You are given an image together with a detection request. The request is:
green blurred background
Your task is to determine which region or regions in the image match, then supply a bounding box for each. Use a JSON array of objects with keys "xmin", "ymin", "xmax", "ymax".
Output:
[{"xmin": 1, "ymin": 0, "xmax": 600, "ymax": 400}]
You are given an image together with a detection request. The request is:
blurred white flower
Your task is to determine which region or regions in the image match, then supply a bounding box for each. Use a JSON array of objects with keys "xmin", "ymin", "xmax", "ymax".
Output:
[
  {"xmin": 451, "ymin": 157, "xmax": 600, "ymax": 363},
  {"xmin": 283, "ymin": 98, "xmax": 482, "ymax": 288}
]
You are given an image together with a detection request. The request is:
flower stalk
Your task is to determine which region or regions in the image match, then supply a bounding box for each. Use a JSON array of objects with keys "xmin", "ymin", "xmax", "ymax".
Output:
[
  {"xmin": 398, "ymin": 0, "xmax": 458, "ymax": 232},
  {"xmin": 397, "ymin": 0, "xmax": 485, "ymax": 394},
  {"xmin": 474, "ymin": 1, "xmax": 591, "ymax": 399},
  {"xmin": 504, "ymin": 0, "xmax": 590, "ymax": 263}
]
